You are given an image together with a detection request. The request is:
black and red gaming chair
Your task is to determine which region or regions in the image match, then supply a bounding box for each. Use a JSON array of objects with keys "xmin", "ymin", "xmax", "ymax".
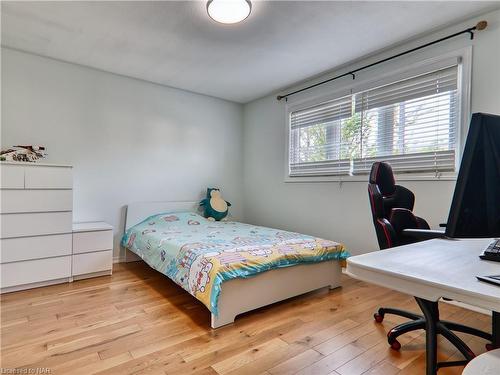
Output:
[
  {"xmin": 368, "ymin": 161, "xmax": 430, "ymax": 249},
  {"xmin": 367, "ymin": 161, "xmax": 492, "ymax": 351}
]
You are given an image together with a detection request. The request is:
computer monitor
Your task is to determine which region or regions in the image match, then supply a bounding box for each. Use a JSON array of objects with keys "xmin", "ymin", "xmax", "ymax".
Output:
[{"xmin": 446, "ymin": 113, "xmax": 500, "ymax": 238}]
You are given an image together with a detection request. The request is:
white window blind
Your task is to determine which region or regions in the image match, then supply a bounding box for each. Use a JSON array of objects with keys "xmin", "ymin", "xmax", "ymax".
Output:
[
  {"xmin": 289, "ymin": 95, "xmax": 353, "ymax": 176},
  {"xmin": 352, "ymin": 65, "xmax": 458, "ymax": 174},
  {"xmin": 288, "ymin": 64, "xmax": 459, "ymax": 177}
]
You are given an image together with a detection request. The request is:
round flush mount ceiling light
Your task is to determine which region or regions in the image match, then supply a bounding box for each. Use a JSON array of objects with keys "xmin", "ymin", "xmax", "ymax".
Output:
[{"xmin": 207, "ymin": 0, "xmax": 252, "ymax": 24}]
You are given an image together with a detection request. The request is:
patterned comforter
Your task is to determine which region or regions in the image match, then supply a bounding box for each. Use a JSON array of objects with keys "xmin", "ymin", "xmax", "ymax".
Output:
[{"xmin": 121, "ymin": 212, "xmax": 349, "ymax": 315}]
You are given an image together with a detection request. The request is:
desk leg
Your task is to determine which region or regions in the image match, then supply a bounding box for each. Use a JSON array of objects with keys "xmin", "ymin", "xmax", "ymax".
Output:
[
  {"xmin": 416, "ymin": 298, "xmax": 439, "ymax": 375},
  {"xmin": 493, "ymin": 311, "xmax": 500, "ymax": 348}
]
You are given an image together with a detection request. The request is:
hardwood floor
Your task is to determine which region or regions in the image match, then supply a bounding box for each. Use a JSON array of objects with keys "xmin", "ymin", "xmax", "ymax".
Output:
[{"xmin": 0, "ymin": 262, "xmax": 491, "ymax": 375}]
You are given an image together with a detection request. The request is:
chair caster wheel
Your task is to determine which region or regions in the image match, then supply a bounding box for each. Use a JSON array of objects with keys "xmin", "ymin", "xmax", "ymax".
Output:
[
  {"xmin": 389, "ymin": 340, "xmax": 401, "ymax": 351},
  {"xmin": 374, "ymin": 313, "xmax": 384, "ymax": 323},
  {"xmin": 486, "ymin": 343, "xmax": 496, "ymax": 351}
]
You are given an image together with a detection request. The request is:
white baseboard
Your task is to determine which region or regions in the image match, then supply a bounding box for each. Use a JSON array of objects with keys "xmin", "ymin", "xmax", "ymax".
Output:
[{"xmin": 113, "ymin": 250, "xmax": 141, "ymax": 264}]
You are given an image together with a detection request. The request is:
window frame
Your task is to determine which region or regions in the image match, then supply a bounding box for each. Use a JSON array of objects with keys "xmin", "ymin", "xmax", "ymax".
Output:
[{"xmin": 284, "ymin": 47, "xmax": 472, "ymax": 183}]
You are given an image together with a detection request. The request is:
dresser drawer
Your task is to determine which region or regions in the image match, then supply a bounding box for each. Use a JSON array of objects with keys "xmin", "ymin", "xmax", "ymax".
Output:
[
  {"xmin": 0, "ymin": 212, "xmax": 72, "ymax": 238},
  {"xmin": 0, "ymin": 256, "xmax": 71, "ymax": 289},
  {"xmin": 73, "ymin": 230, "xmax": 113, "ymax": 254},
  {"xmin": 72, "ymin": 250, "xmax": 113, "ymax": 276},
  {"xmin": 0, "ymin": 234, "xmax": 72, "ymax": 263},
  {"xmin": 24, "ymin": 166, "xmax": 72, "ymax": 189},
  {"xmin": 1, "ymin": 190, "xmax": 73, "ymax": 213},
  {"xmin": 0, "ymin": 165, "xmax": 24, "ymax": 189}
]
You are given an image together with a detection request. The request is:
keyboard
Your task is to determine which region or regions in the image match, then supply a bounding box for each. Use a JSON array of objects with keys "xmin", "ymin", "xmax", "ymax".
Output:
[{"xmin": 480, "ymin": 239, "xmax": 500, "ymax": 262}]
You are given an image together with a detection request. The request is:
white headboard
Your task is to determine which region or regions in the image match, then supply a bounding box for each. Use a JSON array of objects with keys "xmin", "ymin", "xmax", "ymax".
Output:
[{"xmin": 125, "ymin": 201, "xmax": 199, "ymax": 230}]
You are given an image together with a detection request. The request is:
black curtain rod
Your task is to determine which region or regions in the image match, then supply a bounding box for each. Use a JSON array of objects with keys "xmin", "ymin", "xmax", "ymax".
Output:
[{"xmin": 277, "ymin": 20, "xmax": 487, "ymax": 101}]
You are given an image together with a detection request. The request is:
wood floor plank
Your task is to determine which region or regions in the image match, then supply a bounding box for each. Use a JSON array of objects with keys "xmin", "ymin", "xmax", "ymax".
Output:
[
  {"xmin": 223, "ymin": 342, "xmax": 309, "ymax": 375},
  {"xmin": 295, "ymin": 343, "xmax": 365, "ymax": 375},
  {"xmin": 281, "ymin": 319, "xmax": 360, "ymax": 348},
  {"xmin": 94, "ymin": 352, "xmax": 184, "ymax": 375},
  {"xmin": 360, "ymin": 360, "xmax": 399, "ymax": 375},
  {"xmin": 313, "ymin": 321, "xmax": 379, "ymax": 356},
  {"xmin": 335, "ymin": 342, "xmax": 389, "ymax": 375},
  {"xmin": 211, "ymin": 337, "xmax": 289, "ymax": 374},
  {"xmin": 70, "ymin": 352, "xmax": 133, "ymax": 375},
  {"xmin": 268, "ymin": 349, "xmax": 324, "ymax": 375},
  {"xmin": 0, "ymin": 262, "xmax": 491, "ymax": 375}
]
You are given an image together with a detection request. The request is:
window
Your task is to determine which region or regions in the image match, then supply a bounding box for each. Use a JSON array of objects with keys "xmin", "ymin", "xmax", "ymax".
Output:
[
  {"xmin": 289, "ymin": 95, "xmax": 353, "ymax": 176},
  {"xmin": 288, "ymin": 62, "xmax": 462, "ymax": 178}
]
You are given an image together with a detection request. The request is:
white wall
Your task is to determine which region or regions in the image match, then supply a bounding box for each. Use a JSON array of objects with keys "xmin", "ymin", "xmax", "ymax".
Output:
[
  {"xmin": 1, "ymin": 48, "xmax": 244, "ymax": 260},
  {"xmin": 2, "ymin": 9, "xmax": 499, "ymax": 259},
  {"xmin": 242, "ymin": 9, "xmax": 500, "ymax": 255}
]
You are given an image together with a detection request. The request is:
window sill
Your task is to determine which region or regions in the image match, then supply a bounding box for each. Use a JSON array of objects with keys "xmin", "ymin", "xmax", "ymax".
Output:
[{"xmin": 284, "ymin": 173, "xmax": 457, "ymax": 183}]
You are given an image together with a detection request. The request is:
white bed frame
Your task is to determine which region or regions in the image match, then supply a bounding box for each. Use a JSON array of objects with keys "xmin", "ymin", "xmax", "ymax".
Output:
[{"xmin": 124, "ymin": 201, "xmax": 342, "ymax": 328}]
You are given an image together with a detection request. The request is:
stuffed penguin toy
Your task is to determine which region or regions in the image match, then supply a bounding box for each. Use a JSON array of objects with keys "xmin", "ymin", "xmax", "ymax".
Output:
[{"xmin": 200, "ymin": 188, "xmax": 231, "ymax": 221}]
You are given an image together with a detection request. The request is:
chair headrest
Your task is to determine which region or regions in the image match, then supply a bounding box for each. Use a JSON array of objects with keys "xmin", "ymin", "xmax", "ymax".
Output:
[{"xmin": 369, "ymin": 162, "xmax": 396, "ymax": 195}]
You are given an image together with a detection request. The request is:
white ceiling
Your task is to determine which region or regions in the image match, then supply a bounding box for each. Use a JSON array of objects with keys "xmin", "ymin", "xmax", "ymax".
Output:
[{"xmin": 1, "ymin": 1, "xmax": 498, "ymax": 103}]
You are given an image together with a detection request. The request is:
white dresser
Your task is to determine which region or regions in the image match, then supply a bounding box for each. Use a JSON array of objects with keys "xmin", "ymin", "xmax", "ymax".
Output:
[
  {"xmin": 1, "ymin": 162, "xmax": 73, "ymax": 292},
  {"xmin": 1, "ymin": 163, "xmax": 114, "ymax": 292},
  {"xmin": 72, "ymin": 221, "xmax": 113, "ymax": 280}
]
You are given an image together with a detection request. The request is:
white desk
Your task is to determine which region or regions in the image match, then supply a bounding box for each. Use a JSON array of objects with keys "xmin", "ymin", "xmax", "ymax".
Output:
[{"xmin": 346, "ymin": 238, "xmax": 500, "ymax": 375}]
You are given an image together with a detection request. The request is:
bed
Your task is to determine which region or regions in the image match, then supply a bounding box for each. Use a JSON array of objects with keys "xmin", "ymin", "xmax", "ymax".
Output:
[{"xmin": 122, "ymin": 201, "xmax": 349, "ymax": 328}]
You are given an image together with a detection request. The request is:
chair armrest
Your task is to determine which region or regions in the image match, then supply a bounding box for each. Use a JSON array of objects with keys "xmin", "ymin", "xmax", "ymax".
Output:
[{"xmin": 402, "ymin": 228, "xmax": 446, "ymax": 240}]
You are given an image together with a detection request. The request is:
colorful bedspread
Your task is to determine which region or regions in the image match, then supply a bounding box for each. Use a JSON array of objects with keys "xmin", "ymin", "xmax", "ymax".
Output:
[{"xmin": 121, "ymin": 212, "xmax": 349, "ymax": 315}]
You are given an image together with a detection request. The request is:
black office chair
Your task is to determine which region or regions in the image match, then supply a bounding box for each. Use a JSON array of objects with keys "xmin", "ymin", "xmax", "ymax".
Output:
[
  {"xmin": 368, "ymin": 161, "xmax": 493, "ymax": 351},
  {"xmin": 368, "ymin": 161, "xmax": 431, "ymax": 250}
]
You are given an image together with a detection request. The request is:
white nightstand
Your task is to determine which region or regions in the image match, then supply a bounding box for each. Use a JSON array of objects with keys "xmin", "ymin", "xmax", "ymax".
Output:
[{"xmin": 72, "ymin": 221, "xmax": 113, "ymax": 280}]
